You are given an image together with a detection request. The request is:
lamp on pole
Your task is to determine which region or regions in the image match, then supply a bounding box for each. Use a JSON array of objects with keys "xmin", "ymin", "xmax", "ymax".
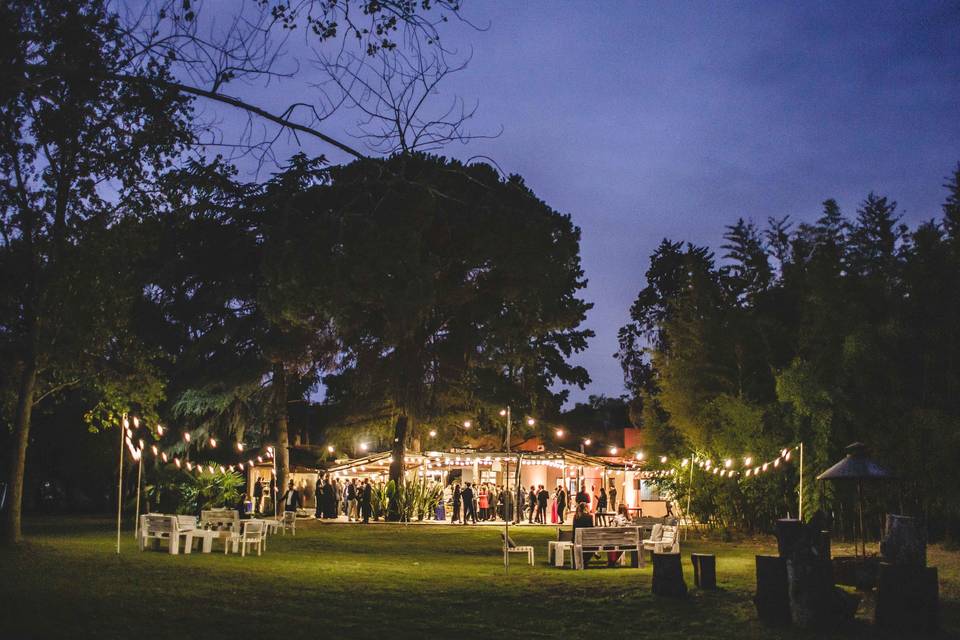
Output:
[
  {"xmin": 500, "ymin": 406, "xmax": 511, "ymax": 572},
  {"xmin": 116, "ymin": 413, "xmax": 128, "ymax": 554}
]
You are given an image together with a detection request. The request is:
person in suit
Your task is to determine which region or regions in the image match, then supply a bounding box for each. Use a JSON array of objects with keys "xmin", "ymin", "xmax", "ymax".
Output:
[
  {"xmin": 361, "ymin": 479, "xmax": 372, "ymax": 524},
  {"xmin": 575, "ymin": 482, "xmax": 589, "ymax": 508},
  {"xmin": 536, "ymin": 485, "xmax": 549, "ymax": 524},
  {"xmin": 596, "ymin": 487, "xmax": 608, "ymax": 526},
  {"xmin": 253, "ymin": 478, "xmax": 264, "ymax": 514},
  {"xmin": 555, "ymin": 484, "xmax": 568, "ymax": 524},
  {"xmin": 608, "ymin": 482, "xmax": 618, "ymax": 513},
  {"xmin": 461, "ymin": 483, "xmax": 476, "ymax": 524},
  {"xmin": 313, "ymin": 474, "xmax": 323, "ymax": 520},
  {"xmin": 280, "ymin": 480, "xmax": 301, "ymax": 513},
  {"xmin": 452, "ymin": 483, "xmax": 462, "ymax": 523},
  {"xmin": 527, "ymin": 486, "xmax": 537, "ymax": 523}
]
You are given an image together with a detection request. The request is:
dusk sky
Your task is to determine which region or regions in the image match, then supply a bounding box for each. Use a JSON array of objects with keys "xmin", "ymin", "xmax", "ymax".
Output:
[{"xmin": 220, "ymin": 1, "xmax": 960, "ymax": 406}]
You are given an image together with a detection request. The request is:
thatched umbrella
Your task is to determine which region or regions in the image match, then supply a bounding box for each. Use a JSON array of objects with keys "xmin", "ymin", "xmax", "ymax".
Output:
[{"xmin": 817, "ymin": 442, "xmax": 895, "ymax": 556}]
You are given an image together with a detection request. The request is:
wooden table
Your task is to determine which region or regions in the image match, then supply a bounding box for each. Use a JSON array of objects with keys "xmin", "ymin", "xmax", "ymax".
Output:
[
  {"xmin": 184, "ymin": 529, "xmax": 224, "ymax": 554},
  {"xmin": 548, "ymin": 540, "xmax": 574, "ymax": 567}
]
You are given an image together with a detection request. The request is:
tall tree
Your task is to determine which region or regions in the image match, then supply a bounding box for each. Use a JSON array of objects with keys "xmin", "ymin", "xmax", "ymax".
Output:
[{"xmin": 319, "ymin": 154, "xmax": 592, "ymax": 518}]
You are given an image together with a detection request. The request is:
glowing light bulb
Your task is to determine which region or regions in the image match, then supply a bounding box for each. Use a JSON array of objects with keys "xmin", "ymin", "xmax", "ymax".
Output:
[
  {"xmin": 156, "ymin": 425, "xmax": 164, "ymax": 435},
  {"xmin": 174, "ymin": 458, "xmax": 181, "ymax": 468},
  {"xmin": 744, "ymin": 457, "xmax": 753, "ymax": 466},
  {"xmin": 499, "ymin": 409, "xmax": 507, "ymax": 417},
  {"xmin": 327, "ymin": 445, "xmax": 335, "ymax": 453},
  {"xmin": 429, "ymin": 430, "xmax": 437, "ymax": 437},
  {"xmin": 151, "ymin": 445, "xmax": 158, "ymax": 455},
  {"xmin": 555, "ymin": 429, "xmax": 564, "ymax": 438},
  {"xmin": 123, "ymin": 417, "xmax": 130, "ymax": 429},
  {"xmin": 724, "ymin": 459, "xmax": 732, "ymax": 468},
  {"xmin": 463, "ymin": 420, "xmax": 472, "ymax": 429},
  {"xmin": 681, "ymin": 458, "xmax": 689, "ymax": 467},
  {"xmin": 527, "ymin": 418, "xmax": 535, "ymax": 426},
  {"xmin": 584, "ymin": 439, "xmax": 592, "ymax": 446},
  {"xmin": 774, "ymin": 458, "xmax": 780, "ymax": 467},
  {"xmin": 609, "ymin": 447, "xmax": 618, "ymax": 455},
  {"xmin": 660, "ymin": 456, "xmax": 668, "ymax": 463},
  {"xmin": 784, "ymin": 451, "xmax": 791, "ymax": 461},
  {"xmin": 209, "ymin": 438, "xmax": 217, "ymax": 448},
  {"xmin": 236, "ymin": 442, "xmax": 244, "ymax": 452},
  {"xmin": 360, "ymin": 442, "xmax": 369, "ymax": 451},
  {"xmin": 183, "ymin": 433, "xmax": 191, "ymax": 442},
  {"xmin": 161, "ymin": 452, "xmax": 168, "ymax": 462},
  {"xmin": 133, "ymin": 417, "xmax": 140, "ymax": 428}
]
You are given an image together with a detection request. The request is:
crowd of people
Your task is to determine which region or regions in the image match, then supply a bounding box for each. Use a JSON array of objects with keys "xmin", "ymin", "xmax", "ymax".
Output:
[
  {"xmin": 447, "ymin": 480, "xmax": 622, "ymax": 526},
  {"xmin": 250, "ymin": 474, "xmax": 629, "ymax": 527}
]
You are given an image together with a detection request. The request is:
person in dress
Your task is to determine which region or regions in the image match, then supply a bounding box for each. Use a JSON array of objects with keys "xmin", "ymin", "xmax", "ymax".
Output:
[
  {"xmin": 555, "ymin": 484, "xmax": 567, "ymax": 524},
  {"xmin": 452, "ymin": 482, "xmax": 462, "ymax": 523},
  {"xmin": 478, "ymin": 484, "xmax": 489, "ymax": 521},
  {"xmin": 596, "ymin": 487, "xmax": 608, "ymax": 526}
]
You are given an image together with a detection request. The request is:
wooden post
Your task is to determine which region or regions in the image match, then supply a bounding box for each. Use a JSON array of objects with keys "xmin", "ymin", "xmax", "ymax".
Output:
[
  {"xmin": 652, "ymin": 553, "xmax": 687, "ymax": 597},
  {"xmin": 116, "ymin": 414, "xmax": 125, "ymax": 554}
]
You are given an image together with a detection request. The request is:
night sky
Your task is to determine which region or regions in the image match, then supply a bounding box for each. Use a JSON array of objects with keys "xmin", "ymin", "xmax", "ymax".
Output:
[{"xmin": 215, "ymin": 1, "xmax": 960, "ymax": 405}]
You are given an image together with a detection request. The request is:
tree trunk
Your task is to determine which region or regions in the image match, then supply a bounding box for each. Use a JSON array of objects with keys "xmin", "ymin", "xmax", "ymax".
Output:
[
  {"xmin": 2, "ymin": 321, "xmax": 39, "ymax": 545},
  {"xmin": 387, "ymin": 413, "xmax": 409, "ymax": 521},
  {"xmin": 273, "ymin": 362, "xmax": 290, "ymax": 503}
]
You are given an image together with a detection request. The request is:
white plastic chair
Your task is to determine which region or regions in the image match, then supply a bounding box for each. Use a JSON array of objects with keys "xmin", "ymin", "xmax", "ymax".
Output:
[{"xmin": 230, "ymin": 521, "xmax": 265, "ymax": 557}]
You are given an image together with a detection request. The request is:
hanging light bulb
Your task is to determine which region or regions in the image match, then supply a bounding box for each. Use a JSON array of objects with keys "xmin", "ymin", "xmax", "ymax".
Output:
[
  {"xmin": 681, "ymin": 458, "xmax": 689, "ymax": 467},
  {"xmin": 527, "ymin": 417, "xmax": 536, "ymax": 426},
  {"xmin": 174, "ymin": 458, "xmax": 181, "ymax": 468},
  {"xmin": 183, "ymin": 432, "xmax": 191, "ymax": 443},
  {"xmin": 429, "ymin": 430, "xmax": 437, "ymax": 438},
  {"xmin": 122, "ymin": 417, "xmax": 130, "ymax": 429},
  {"xmin": 161, "ymin": 452, "xmax": 168, "ymax": 463},
  {"xmin": 724, "ymin": 459, "xmax": 732, "ymax": 468},
  {"xmin": 744, "ymin": 456, "xmax": 753, "ymax": 466},
  {"xmin": 660, "ymin": 455, "xmax": 668, "ymax": 463},
  {"xmin": 463, "ymin": 420, "xmax": 472, "ymax": 429},
  {"xmin": 133, "ymin": 417, "xmax": 140, "ymax": 428},
  {"xmin": 156, "ymin": 424, "xmax": 164, "ymax": 436},
  {"xmin": 584, "ymin": 438, "xmax": 592, "ymax": 446},
  {"xmin": 209, "ymin": 438, "xmax": 217, "ymax": 448},
  {"xmin": 774, "ymin": 458, "xmax": 780, "ymax": 468},
  {"xmin": 151, "ymin": 445, "xmax": 159, "ymax": 456},
  {"xmin": 499, "ymin": 409, "xmax": 507, "ymax": 417},
  {"xmin": 236, "ymin": 442, "xmax": 244, "ymax": 452},
  {"xmin": 327, "ymin": 445, "xmax": 335, "ymax": 453},
  {"xmin": 360, "ymin": 442, "xmax": 369, "ymax": 452},
  {"xmin": 784, "ymin": 451, "xmax": 791, "ymax": 461},
  {"xmin": 609, "ymin": 447, "xmax": 618, "ymax": 455},
  {"xmin": 555, "ymin": 429, "xmax": 564, "ymax": 438}
]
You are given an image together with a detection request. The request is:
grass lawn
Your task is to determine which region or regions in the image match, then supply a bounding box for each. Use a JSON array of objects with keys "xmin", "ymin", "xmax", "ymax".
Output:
[{"xmin": 1, "ymin": 517, "xmax": 957, "ymax": 639}]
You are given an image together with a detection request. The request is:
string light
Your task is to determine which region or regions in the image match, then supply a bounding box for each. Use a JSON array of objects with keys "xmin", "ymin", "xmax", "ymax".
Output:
[
  {"xmin": 209, "ymin": 438, "xmax": 217, "ymax": 448},
  {"xmin": 527, "ymin": 418, "xmax": 536, "ymax": 426},
  {"xmin": 156, "ymin": 424, "xmax": 164, "ymax": 436},
  {"xmin": 463, "ymin": 420, "xmax": 471, "ymax": 429},
  {"xmin": 132, "ymin": 417, "xmax": 140, "ymax": 428},
  {"xmin": 161, "ymin": 452, "xmax": 168, "ymax": 463},
  {"xmin": 183, "ymin": 433, "xmax": 191, "ymax": 443},
  {"xmin": 236, "ymin": 442, "xmax": 244, "ymax": 452}
]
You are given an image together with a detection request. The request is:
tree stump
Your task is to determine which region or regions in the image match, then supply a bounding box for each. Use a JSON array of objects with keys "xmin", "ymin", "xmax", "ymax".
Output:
[
  {"xmin": 880, "ymin": 514, "xmax": 926, "ymax": 567},
  {"xmin": 773, "ymin": 511, "xmax": 859, "ymax": 629},
  {"xmin": 691, "ymin": 553, "xmax": 716, "ymax": 589},
  {"xmin": 754, "ymin": 555, "xmax": 791, "ymax": 626},
  {"xmin": 776, "ymin": 518, "xmax": 803, "ymax": 557},
  {"xmin": 875, "ymin": 563, "xmax": 939, "ymax": 633},
  {"xmin": 652, "ymin": 553, "xmax": 687, "ymax": 597}
]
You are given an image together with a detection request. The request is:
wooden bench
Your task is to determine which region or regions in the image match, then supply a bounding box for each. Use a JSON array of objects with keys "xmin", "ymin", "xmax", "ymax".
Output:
[
  {"xmin": 200, "ymin": 509, "xmax": 240, "ymax": 532},
  {"xmin": 501, "ymin": 532, "xmax": 534, "ymax": 566},
  {"xmin": 139, "ymin": 515, "xmax": 190, "ymax": 554},
  {"xmin": 573, "ymin": 527, "xmax": 643, "ymax": 570}
]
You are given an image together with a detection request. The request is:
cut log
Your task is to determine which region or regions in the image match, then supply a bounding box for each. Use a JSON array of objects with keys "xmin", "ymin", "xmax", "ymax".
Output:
[
  {"xmin": 651, "ymin": 552, "xmax": 687, "ymax": 597},
  {"xmin": 691, "ymin": 553, "xmax": 716, "ymax": 589},
  {"xmin": 875, "ymin": 562, "xmax": 939, "ymax": 634},
  {"xmin": 776, "ymin": 518, "xmax": 803, "ymax": 557},
  {"xmin": 754, "ymin": 555, "xmax": 791, "ymax": 626},
  {"xmin": 880, "ymin": 514, "xmax": 926, "ymax": 568}
]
